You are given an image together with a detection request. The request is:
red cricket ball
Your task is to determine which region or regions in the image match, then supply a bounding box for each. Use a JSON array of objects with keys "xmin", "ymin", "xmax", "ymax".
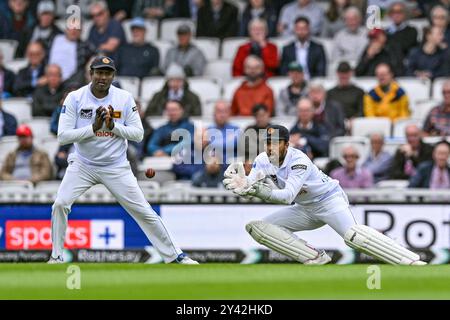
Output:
[{"xmin": 145, "ymin": 168, "xmax": 156, "ymax": 179}]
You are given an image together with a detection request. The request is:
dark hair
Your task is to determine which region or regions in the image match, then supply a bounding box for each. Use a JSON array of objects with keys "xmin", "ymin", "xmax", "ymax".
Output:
[
  {"xmin": 375, "ymin": 62, "xmax": 394, "ymax": 74},
  {"xmin": 434, "ymin": 139, "xmax": 450, "ymax": 150},
  {"xmin": 326, "ymin": 0, "xmax": 350, "ymax": 22},
  {"xmin": 166, "ymin": 99, "xmax": 184, "ymax": 109},
  {"xmin": 294, "ymin": 16, "xmax": 310, "ymax": 26},
  {"xmin": 252, "ymin": 103, "xmax": 268, "ymax": 114}
]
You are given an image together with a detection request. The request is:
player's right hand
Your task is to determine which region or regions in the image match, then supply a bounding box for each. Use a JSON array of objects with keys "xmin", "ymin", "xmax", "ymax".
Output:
[{"xmin": 93, "ymin": 107, "xmax": 106, "ymax": 132}]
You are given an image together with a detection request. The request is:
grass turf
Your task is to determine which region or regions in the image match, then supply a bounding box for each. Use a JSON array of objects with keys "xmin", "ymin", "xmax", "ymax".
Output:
[{"xmin": 0, "ymin": 264, "xmax": 448, "ymax": 299}]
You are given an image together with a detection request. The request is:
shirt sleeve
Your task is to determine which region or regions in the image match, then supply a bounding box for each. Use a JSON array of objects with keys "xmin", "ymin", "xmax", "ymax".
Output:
[
  {"xmin": 111, "ymin": 95, "xmax": 144, "ymax": 142},
  {"xmin": 57, "ymin": 93, "xmax": 95, "ymax": 145}
]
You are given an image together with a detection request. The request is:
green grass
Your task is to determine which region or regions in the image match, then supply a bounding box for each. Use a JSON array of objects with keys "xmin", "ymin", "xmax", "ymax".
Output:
[{"xmin": 0, "ymin": 264, "xmax": 449, "ymax": 299}]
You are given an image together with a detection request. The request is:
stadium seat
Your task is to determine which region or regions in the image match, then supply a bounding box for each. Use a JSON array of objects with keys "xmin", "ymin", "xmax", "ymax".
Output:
[
  {"xmin": 0, "ymin": 39, "xmax": 18, "ymax": 62},
  {"xmin": 80, "ymin": 184, "xmax": 114, "ymax": 202},
  {"xmin": 268, "ymin": 36, "xmax": 294, "ymax": 56},
  {"xmin": 432, "ymin": 77, "xmax": 448, "ymax": 100},
  {"xmin": 313, "ymin": 157, "xmax": 329, "ymax": 170},
  {"xmin": 267, "ymin": 77, "xmax": 290, "ymax": 99},
  {"xmin": 222, "ymin": 77, "xmax": 244, "ymax": 100},
  {"xmin": 160, "ymin": 18, "xmax": 196, "ymax": 42},
  {"xmin": 271, "ymin": 116, "xmax": 296, "ymax": 130},
  {"xmin": 204, "ymin": 59, "xmax": 232, "ymax": 83},
  {"xmin": 392, "ymin": 119, "xmax": 422, "ymax": 138},
  {"xmin": 142, "ymin": 156, "xmax": 173, "ymax": 170},
  {"xmin": 7, "ymin": 58, "xmax": 28, "ymax": 74},
  {"xmin": 351, "ymin": 117, "xmax": 391, "ymax": 137},
  {"xmin": 40, "ymin": 136, "xmax": 60, "ymax": 158},
  {"xmin": 140, "ymin": 77, "xmax": 166, "ymax": 106},
  {"xmin": 201, "ymin": 101, "xmax": 217, "ymax": 118},
  {"xmin": 411, "ymin": 99, "xmax": 439, "ymax": 122},
  {"xmin": 408, "ymin": 19, "xmax": 429, "ymax": 42},
  {"xmin": 191, "ymin": 37, "xmax": 220, "ymax": 61},
  {"xmin": 0, "ymin": 136, "xmax": 18, "ymax": 164},
  {"xmin": 1, "ymin": 98, "xmax": 32, "ymax": 123},
  {"xmin": 329, "ymin": 136, "xmax": 370, "ymax": 165},
  {"xmin": 221, "ymin": 37, "xmax": 248, "ymax": 60},
  {"xmin": 189, "ymin": 78, "xmax": 221, "ymax": 104},
  {"xmin": 81, "ymin": 20, "xmax": 94, "ymax": 42},
  {"xmin": 0, "ymin": 181, "xmax": 34, "ymax": 202},
  {"xmin": 152, "ymin": 40, "xmax": 172, "ymax": 69},
  {"xmin": 383, "ymin": 138, "xmax": 405, "ymax": 155},
  {"xmin": 353, "ymin": 77, "xmax": 378, "ymax": 93},
  {"xmin": 311, "ymin": 77, "xmax": 337, "ymax": 90},
  {"xmin": 145, "ymin": 116, "xmax": 167, "ymax": 129},
  {"xmin": 191, "ymin": 116, "xmax": 214, "ymax": 130},
  {"xmin": 35, "ymin": 180, "xmax": 61, "ymax": 194},
  {"xmin": 115, "ymin": 76, "xmax": 141, "ymax": 98},
  {"xmin": 396, "ymin": 77, "xmax": 431, "ymax": 104},
  {"xmin": 229, "ymin": 116, "xmax": 254, "ymax": 130},
  {"xmin": 376, "ymin": 180, "xmax": 409, "ymax": 188},
  {"xmin": 122, "ymin": 18, "xmax": 158, "ymax": 43},
  {"xmin": 25, "ymin": 117, "xmax": 52, "ymax": 138}
]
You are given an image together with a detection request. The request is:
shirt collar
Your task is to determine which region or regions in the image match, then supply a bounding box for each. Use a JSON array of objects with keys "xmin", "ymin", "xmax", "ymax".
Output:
[{"xmin": 296, "ymin": 40, "xmax": 310, "ymax": 49}]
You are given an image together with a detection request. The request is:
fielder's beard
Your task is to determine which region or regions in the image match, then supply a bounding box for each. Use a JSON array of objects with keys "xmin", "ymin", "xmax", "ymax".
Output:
[{"xmin": 268, "ymin": 153, "xmax": 280, "ymax": 166}]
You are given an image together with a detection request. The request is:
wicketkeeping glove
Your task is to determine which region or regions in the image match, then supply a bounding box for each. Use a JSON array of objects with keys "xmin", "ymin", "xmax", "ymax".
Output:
[{"xmin": 223, "ymin": 162, "xmax": 248, "ymax": 191}]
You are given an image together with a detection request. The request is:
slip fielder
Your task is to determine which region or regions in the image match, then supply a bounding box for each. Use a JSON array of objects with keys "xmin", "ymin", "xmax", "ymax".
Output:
[
  {"xmin": 224, "ymin": 125, "xmax": 426, "ymax": 265},
  {"xmin": 48, "ymin": 56, "xmax": 197, "ymax": 264}
]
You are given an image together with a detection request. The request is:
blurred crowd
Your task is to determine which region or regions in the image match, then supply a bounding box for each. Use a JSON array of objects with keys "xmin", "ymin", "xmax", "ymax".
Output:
[{"xmin": 0, "ymin": 0, "xmax": 450, "ymax": 190}]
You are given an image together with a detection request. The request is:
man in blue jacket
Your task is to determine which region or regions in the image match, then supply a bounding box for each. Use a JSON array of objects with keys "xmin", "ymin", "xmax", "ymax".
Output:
[{"xmin": 0, "ymin": 99, "xmax": 18, "ymax": 137}]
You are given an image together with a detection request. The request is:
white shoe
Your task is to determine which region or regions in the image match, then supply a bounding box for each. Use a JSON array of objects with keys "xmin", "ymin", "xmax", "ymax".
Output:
[
  {"xmin": 174, "ymin": 253, "xmax": 199, "ymax": 264},
  {"xmin": 411, "ymin": 260, "xmax": 427, "ymax": 265},
  {"xmin": 304, "ymin": 250, "xmax": 331, "ymax": 265},
  {"xmin": 47, "ymin": 256, "xmax": 64, "ymax": 264}
]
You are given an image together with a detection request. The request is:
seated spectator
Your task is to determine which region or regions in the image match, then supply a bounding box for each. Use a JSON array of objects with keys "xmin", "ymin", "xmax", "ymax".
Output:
[
  {"xmin": 321, "ymin": 0, "xmax": 351, "ymax": 38},
  {"xmin": 233, "ymin": 18, "xmax": 278, "ymax": 78},
  {"xmin": 423, "ymin": 80, "xmax": 450, "ymax": 136},
  {"xmin": 13, "ymin": 41, "xmax": 46, "ymax": 97},
  {"xmin": 145, "ymin": 64, "xmax": 201, "ymax": 117},
  {"xmin": 332, "ymin": 7, "xmax": 368, "ymax": 65},
  {"xmin": 231, "ymin": 55, "xmax": 274, "ymax": 116},
  {"xmin": 196, "ymin": 0, "xmax": 238, "ymax": 39},
  {"xmin": 0, "ymin": 50, "xmax": 16, "ymax": 98},
  {"xmin": 290, "ymin": 97, "xmax": 330, "ymax": 158},
  {"xmin": 0, "ymin": 0, "xmax": 35, "ymax": 57},
  {"xmin": 242, "ymin": 104, "xmax": 272, "ymax": 158},
  {"xmin": 277, "ymin": 62, "xmax": 308, "ymax": 116},
  {"xmin": 50, "ymin": 84, "xmax": 80, "ymax": 135},
  {"xmin": 364, "ymin": 63, "xmax": 410, "ymax": 121},
  {"xmin": 204, "ymin": 101, "xmax": 240, "ymax": 167},
  {"xmin": 308, "ymin": 82, "xmax": 346, "ymax": 138},
  {"xmin": 362, "ymin": 133, "xmax": 392, "ymax": 183},
  {"xmin": 146, "ymin": 100, "xmax": 195, "ymax": 157},
  {"xmin": 280, "ymin": 17, "xmax": 326, "ymax": 79},
  {"xmin": 132, "ymin": 0, "xmax": 190, "ymax": 20},
  {"xmin": 389, "ymin": 124, "xmax": 433, "ymax": 180},
  {"xmin": 116, "ymin": 18, "xmax": 160, "ymax": 78},
  {"xmin": 0, "ymin": 124, "xmax": 53, "ymax": 183},
  {"xmin": 56, "ymin": 0, "xmax": 95, "ymax": 20},
  {"xmin": 30, "ymin": 1, "xmax": 62, "ymax": 51},
  {"xmin": 330, "ymin": 145, "xmax": 374, "ymax": 188},
  {"xmin": 278, "ymin": 0, "xmax": 324, "ymax": 37},
  {"xmin": 192, "ymin": 156, "xmax": 224, "ymax": 188},
  {"xmin": 0, "ymin": 98, "xmax": 18, "ymax": 137},
  {"xmin": 163, "ymin": 24, "xmax": 206, "ymax": 77},
  {"xmin": 385, "ymin": 2, "xmax": 418, "ymax": 58},
  {"xmin": 105, "ymin": 0, "xmax": 133, "ymax": 21},
  {"xmin": 239, "ymin": 0, "xmax": 278, "ymax": 37},
  {"xmin": 430, "ymin": 5, "xmax": 450, "ymax": 46},
  {"xmin": 406, "ymin": 26, "xmax": 450, "ymax": 80},
  {"xmin": 32, "ymin": 64, "xmax": 65, "ymax": 117},
  {"xmin": 87, "ymin": 1, "xmax": 126, "ymax": 60},
  {"xmin": 355, "ymin": 28, "xmax": 404, "ymax": 76},
  {"xmin": 409, "ymin": 141, "xmax": 450, "ymax": 188},
  {"xmin": 54, "ymin": 144, "xmax": 74, "ymax": 180}
]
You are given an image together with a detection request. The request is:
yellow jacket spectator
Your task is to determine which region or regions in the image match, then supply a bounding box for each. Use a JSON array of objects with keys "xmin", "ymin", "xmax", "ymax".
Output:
[{"xmin": 364, "ymin": 63, "xmax": 410, "ymax": 121}]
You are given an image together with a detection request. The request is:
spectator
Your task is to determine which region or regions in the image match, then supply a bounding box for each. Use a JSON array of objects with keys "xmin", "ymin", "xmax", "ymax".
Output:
[
  {"xmin": 364, "ymin": 63, "xmax": 410, "ymax": 121},
  {"xmin": 280, "ymin": 17, "xmax": 327, "ymax": 79},
  {"xmin": 50, "ymin": 84, "xmax": 80, "ymax": 135},
  {"xmin": 105, "ymin": 0, "xmax": 134, "ymax": 21},
  {"xmin": 87, "ymin": 1, "xmax": 126, "ymax": 60},
  {"xmin": 196, "ymin": 0, "xmax": 239, "ymax": 39},
  {"xmin": 204, "ymin": 101, "xmax": 240, "ymax": 166},
  {"xmin": 163, "ymin": 24, "xmax": 207, "ymax": 77},
  {"xmin": 423, "ymin": 80, "xmax": 450, "ymax": 136},
  {"xmin": 239, "ymin": 0, "xmax": 278, "ymax": 37},
  {"xmin": 192, "ymin": 156, "xmax": 224, "ymax": 188},
  {"xmin": 231, "ymin": 55, "xmax": 274, "ymax": 116},
  {"xmin": 132, "ymin": 0, "xmax": 190, "ymax": 19},
  {"xmin": 0, "ymin": 98, "xmax": 18, "ymax": 137},
  {"xmin": 277, "ymin": 61, "xmax": 308, "ymax": 116},
  {"xmin": 430, "ymin": 5, "xmax": 450, "ymax": 46},
  {"xmin": 355, "ymin": 28, "xmax": 404, "ymax": 76},
  {"xmin": 385, "ymin": 1, "xmax": 418, "ymax": 58},
  {"xmin": 116, "ymin": 17, "xmax": 160, "ymax": 78},
  {"xmin": 128, "ymin": 99, "xmax": 154, "ymax": 160},
  {"xmin": 13, "ymin": 41, "xmax": 46, "ymax": 97},
  {"xmin": 389, "ymin": 124, "xmax": 433, "ymax": 180},
  {"xmin": 145, "ymin": 63, "xmax": 202, "ymax": 117},
  {"xmin": 278, "ymin": 0, "xmax": 325, "ymax": 37},
  {"xmin": 406, "ymin": 26, "xmax": 450, "ymax": 80},
  {"xmin": 332, "ymin": 6, "xmax": 368, "ymax": 65},
  {"xmin": 242, "ymin": 103, "xmax": 272, "ymax": 158},
  {"xmin": 362, "ymin": 133, "xmax": 392, "ymax": 183},
  {"xmin": 49, "ymin": 25, "xmax": 96, "ymax": 82},
  {"xmin": 56, "ymin": 0, "xmax": 95, "ymax": 20},
  {"xmin": 54, "ymin": 144, "xmax": 74, "ymax": 180},
  {"xmin": 233, "ymin": 18, "xmax": 278, "ymax": 78},
  {"xmin": 0, "ymin": 0, "xmax": 35, "ymax": 58},
  {"xmin": 290, "ymin": 97, "xmax": 330, "ymax": 157},
  {"xmin": 0, "ymin": 124, "xmax": 53, "ymax": 183},
  {"xmin": 29, "ymin": 1, "xmax": 62, "ymax": 51},
  {"xmin": 0, "ymin": 50, "xmax": 16, "ymax": 98},
  {"xmin": 327, "ymin": 61, "xmax": 364, "ymax": 120},
  {"xmin": 32, "ymin": 64, "xmax": 65, "ymax": 117},
  {"xmin": 308, "ymin": 82, "xmax": 346, "ymax": 138},
  {"xmin": 321, "ymin": 0, "xmax": 351, "ymax": 38},
  {"xmin": 409, "ymin": 141, "xmax": 450, "ymax": 188},
  {"xmin": 330, "ymin": 145, "xmax": 374, "ymax": 188},
  {"xmin": 147, "ymin": 100, "xmax": 195, "ymax": 157}
]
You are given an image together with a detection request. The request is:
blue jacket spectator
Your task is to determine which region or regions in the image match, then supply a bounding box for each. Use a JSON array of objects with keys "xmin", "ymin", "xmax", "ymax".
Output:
[
  {"xmin": 0, "ymin": 107, "xmax": 18, "ymax": 138},
  {"xmin": 192, "ymin": 158, "xmax": 224, "ymax": 188},
  {"xmin": 0, "ymin": 59, "xmax": 16, "ymax": 98},
  {"xmin": 362, "ymin": 133, "xmax": 392, "ymax": 183},
  {"xmin": 239, "ymin": 1, "xmax": 278, "ymax": 37}
]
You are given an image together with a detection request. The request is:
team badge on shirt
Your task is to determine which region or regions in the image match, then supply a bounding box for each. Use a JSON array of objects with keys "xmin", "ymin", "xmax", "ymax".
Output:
[
  {"xmin": 112, "ymin": 111, "xmax": 122, "ymax": 118},
  {"xmin": 291, "ymin": 164, "xmax": 307, "ymax": 171},
  {"xmin": 80, "ymin": 109, "xmax": 93, "ymax": 119}
]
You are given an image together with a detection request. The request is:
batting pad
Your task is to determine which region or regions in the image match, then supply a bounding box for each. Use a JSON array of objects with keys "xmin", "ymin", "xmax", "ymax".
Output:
[
  {"xmin": 344, "ymin": 225, "xmax": 424, "ymax": 265},
  {"xmin": 245, "ymin": 220, "xmax": 320, "ymax": 263}
]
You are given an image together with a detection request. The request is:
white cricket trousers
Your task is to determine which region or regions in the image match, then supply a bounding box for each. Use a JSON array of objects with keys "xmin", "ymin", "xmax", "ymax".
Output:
[
  {"xmin": 263, "ymin": 189, "xmax": 357, "ymax": 238},
  {"xmin": 51, "ymin": 155, "xmax": 182, "ymax": 262}
]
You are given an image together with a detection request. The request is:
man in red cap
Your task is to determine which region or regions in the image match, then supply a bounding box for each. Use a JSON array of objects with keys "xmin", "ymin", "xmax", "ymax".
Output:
[{"xmin": 0, "ymin": 124, "xmax": 53, "ymax": 183}]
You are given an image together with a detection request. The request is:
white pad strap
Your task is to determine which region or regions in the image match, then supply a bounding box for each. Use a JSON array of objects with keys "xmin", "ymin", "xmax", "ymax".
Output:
[
  {"xmin": 344, "ymin": 225, "xmax": 421, "ymax": 265},
  {"xmin": 246, "ymin": 221, "xmax": 320, "ymax": 263}
]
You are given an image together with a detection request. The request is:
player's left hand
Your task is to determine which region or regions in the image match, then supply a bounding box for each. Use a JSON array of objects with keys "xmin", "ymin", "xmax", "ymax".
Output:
[{"xmin": 105, "ymin": 105, "xmax": 114, "ymax": 130}]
